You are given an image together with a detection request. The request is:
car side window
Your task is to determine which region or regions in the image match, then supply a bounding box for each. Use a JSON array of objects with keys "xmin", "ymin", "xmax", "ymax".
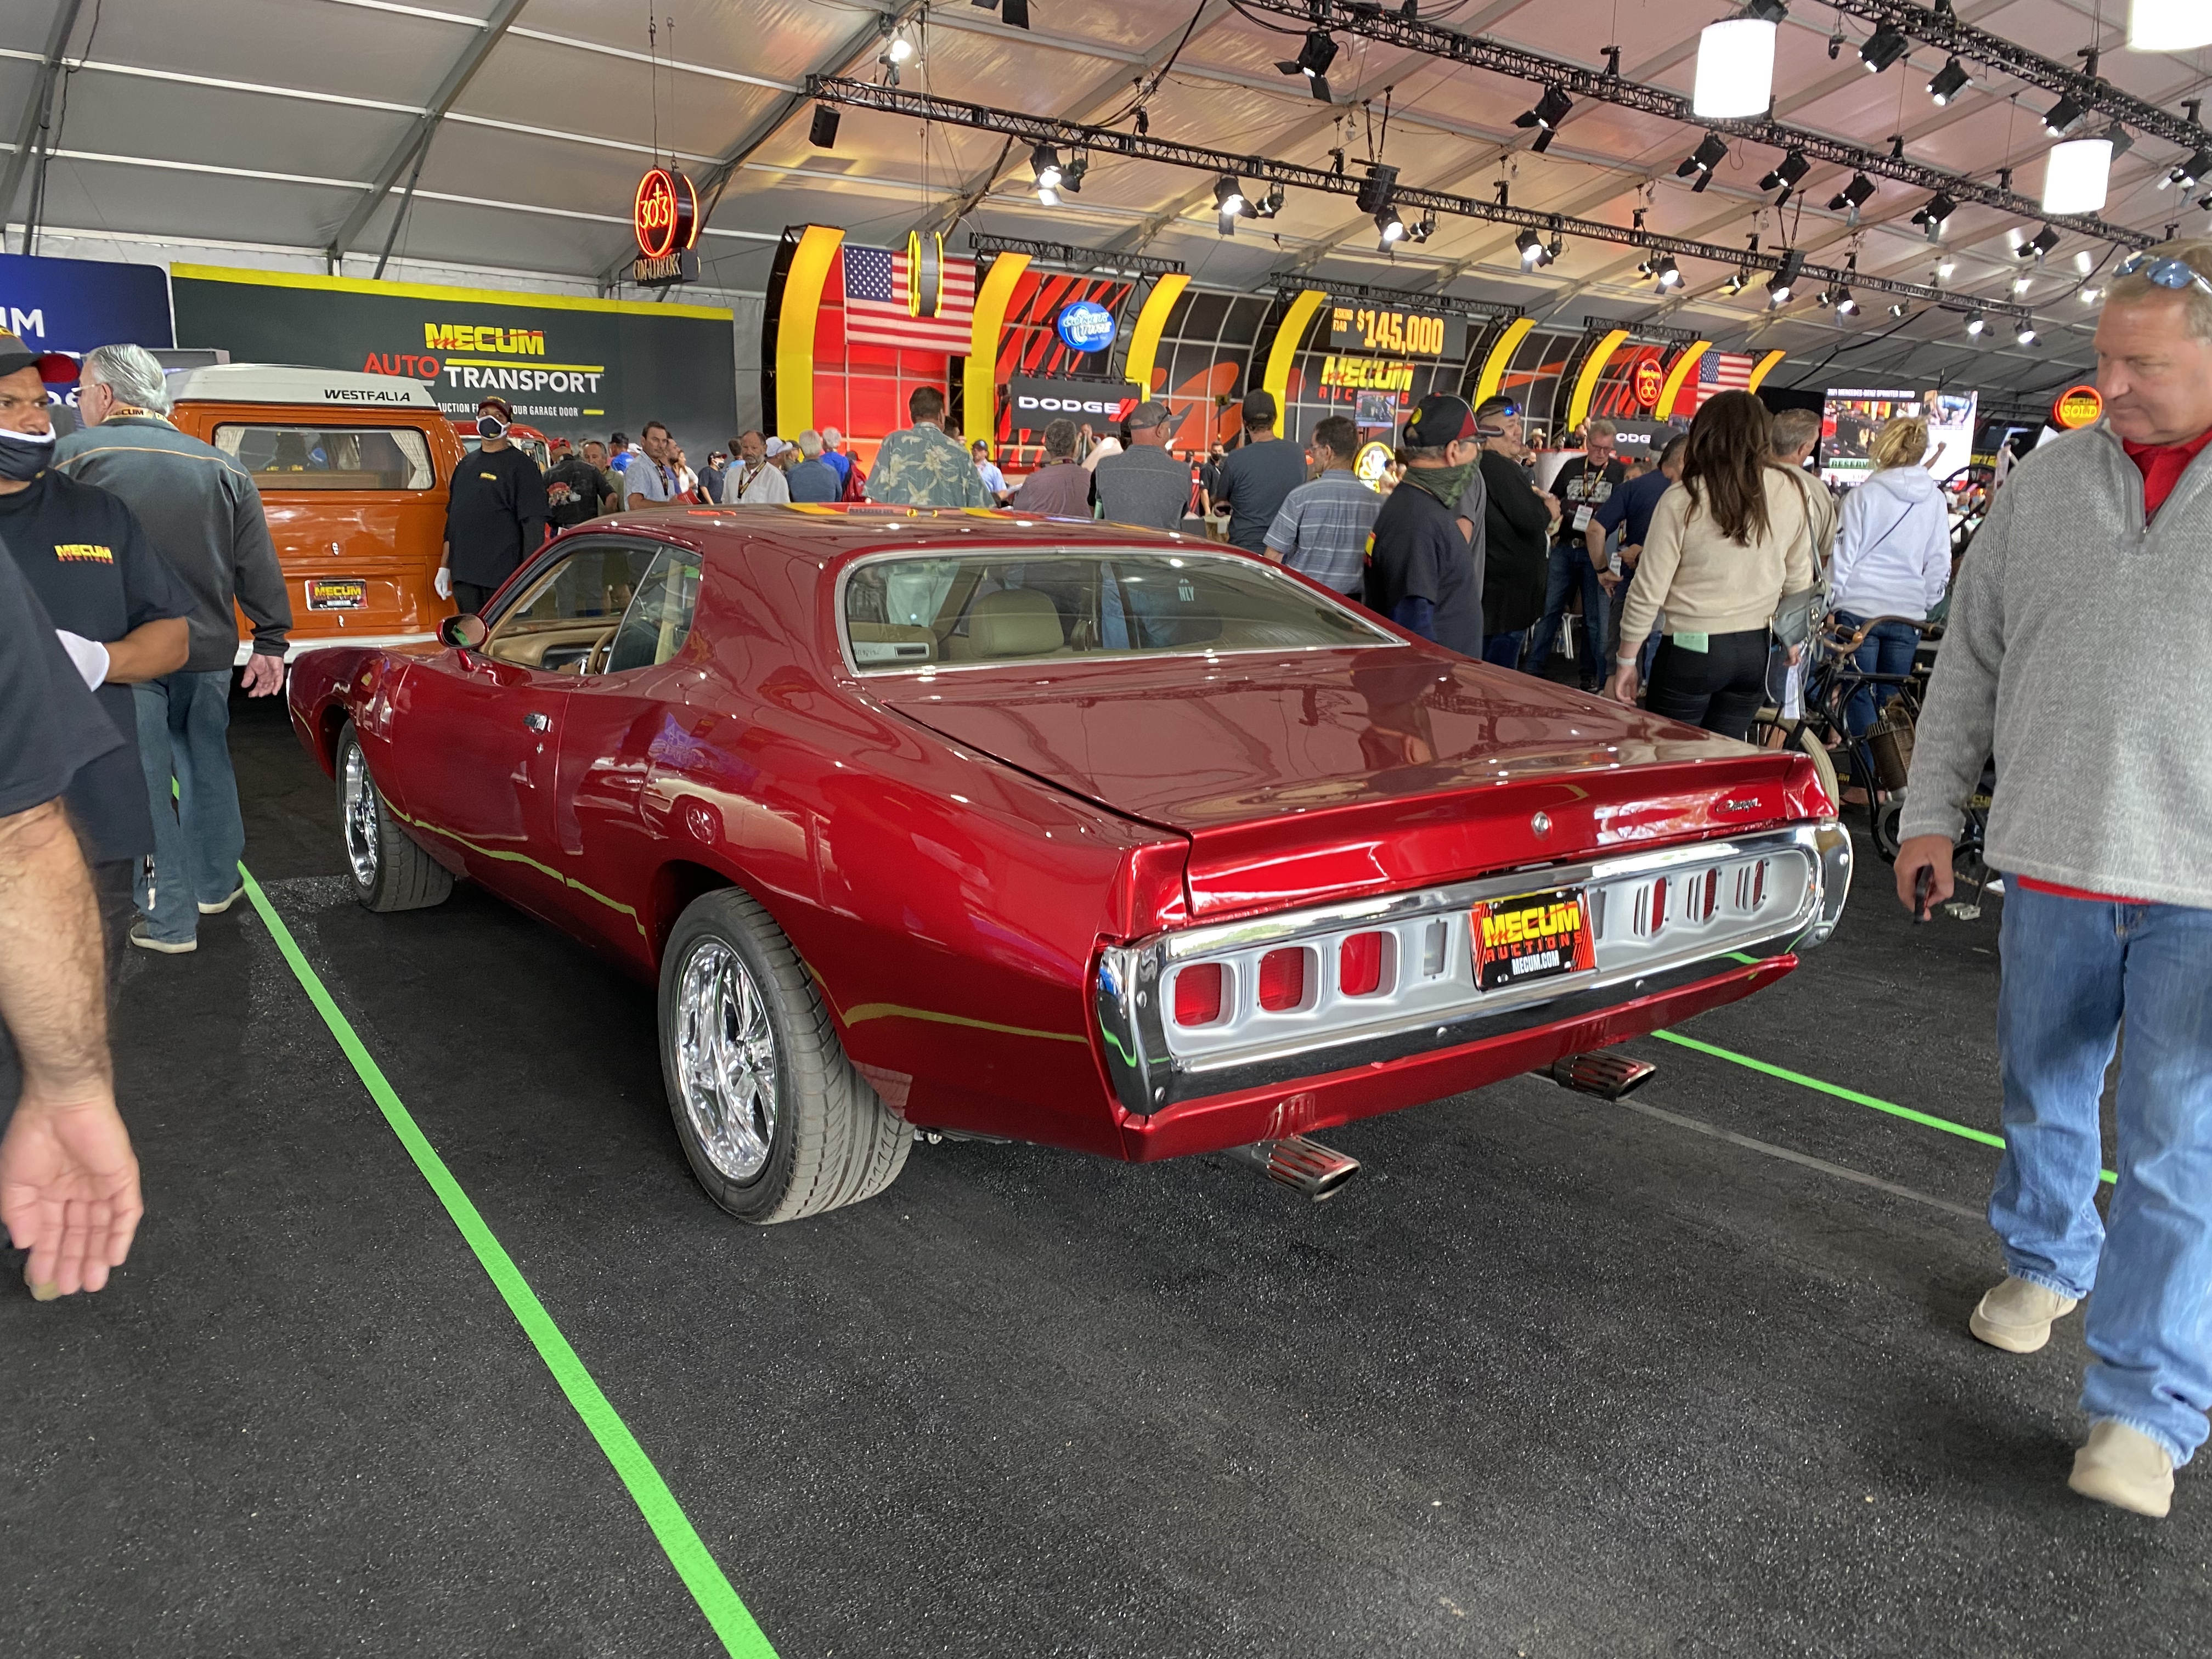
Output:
[
  {"xmin": 605, "ymin": 548, "xmax": 704, "ymax": 674},
  {"xmin": 482, "ymin": 543, "xmax": 659, "ymax": 672}
]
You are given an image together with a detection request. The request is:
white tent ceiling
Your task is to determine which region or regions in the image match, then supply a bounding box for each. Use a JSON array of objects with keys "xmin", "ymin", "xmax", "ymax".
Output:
[{"xmin": 5, "ymin": 0, "xmax": 2208, "ymax": 397}]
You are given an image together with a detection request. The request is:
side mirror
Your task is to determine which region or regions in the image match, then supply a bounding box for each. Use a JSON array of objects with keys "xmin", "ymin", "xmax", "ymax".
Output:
[{"xmin": 441, "ymin": 613, "xmax": 489, "ymax": 651}]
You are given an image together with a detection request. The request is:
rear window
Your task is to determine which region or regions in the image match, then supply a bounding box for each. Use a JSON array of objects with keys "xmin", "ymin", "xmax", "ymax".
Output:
[
  {"xmin": 216, "ymin": 424, "xmax": 434, "ymax": 490},
  {"xmin": 842, "ymin": 550, "xmax": 1391, "ymax": 672}
]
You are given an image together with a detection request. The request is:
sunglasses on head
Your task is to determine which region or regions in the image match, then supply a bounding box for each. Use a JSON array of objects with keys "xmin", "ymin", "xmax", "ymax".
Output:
[{"xmin": 2114, "ymin": 252, "xmax": 2212, "ymax": 296}]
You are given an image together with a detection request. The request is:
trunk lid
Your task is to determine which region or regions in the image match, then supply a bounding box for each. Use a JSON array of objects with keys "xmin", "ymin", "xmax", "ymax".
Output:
[{"xmin": 874, "ymin": 648, "xmax": 1825, "ymax": 917}]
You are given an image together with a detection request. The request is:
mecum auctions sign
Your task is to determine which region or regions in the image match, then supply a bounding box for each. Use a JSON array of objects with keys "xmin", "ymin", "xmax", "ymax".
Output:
[{"xmin": 168, "ymin": 264, "xmax": 735, "ymax": 456}]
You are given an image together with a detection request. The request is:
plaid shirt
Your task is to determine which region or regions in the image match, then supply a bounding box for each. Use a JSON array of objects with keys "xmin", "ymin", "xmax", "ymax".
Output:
[{"xmin": 1265, "ymin": 470, "xmax": 1380, "ymax": 595}]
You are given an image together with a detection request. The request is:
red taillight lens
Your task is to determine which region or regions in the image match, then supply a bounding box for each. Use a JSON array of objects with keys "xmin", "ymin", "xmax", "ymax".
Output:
[
  {"xmin": 1173, "ymin": 962, "xmax": 1223, "ymax": 1026},
  {"xmin": 1339, "ymin": 932, "xmax": 1384, "ymax": 997},
  {"xmin": 1649, "ymin": 876, "xmax": 1669, "ymax": 934},
  {"xmin": 1258, "ymin": 947, "xmax": 1306, "ymax": 1012}
]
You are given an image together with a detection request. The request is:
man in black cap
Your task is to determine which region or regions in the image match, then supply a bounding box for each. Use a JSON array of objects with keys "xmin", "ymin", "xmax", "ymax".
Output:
[
  {"xmin": 0, "ymin": 329, "xmax": 190, "ymax": 972},
  {"xmin": 1212, "ymin": 389, "xmax": 1310, "ymax": 554},
  {"xmin": 1363, "ymin": 394, "xmax": 1485, "ymax": 657},
  {"xmin": 1091, "ymin": 400, "xmax": 1192, "ymax": 532},
  {"xmin": 437, "ymin": 394, "xmax": 548, "ymax": 614}
]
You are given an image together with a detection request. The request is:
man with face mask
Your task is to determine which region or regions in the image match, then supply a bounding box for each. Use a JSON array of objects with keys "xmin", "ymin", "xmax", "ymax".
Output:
[
  {"xmin": 0, "ymin": 331, "xmax": 190, "ymax": 974},
  {"xmin": 1362, "ymin": 395, "xmax": 1485, "ymax": 656},
  {"xmin": 437, "ymin": 395, "xmax": 548, "ymax": 614}
]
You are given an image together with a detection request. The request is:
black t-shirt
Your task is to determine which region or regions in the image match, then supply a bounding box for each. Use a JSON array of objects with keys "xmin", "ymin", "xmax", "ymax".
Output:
[
  {"xmin": 1216, "ymin": 437, "xmax": 1311, "ymax": 553},
  {"xmin": 0, "ymin": 469, "xmax": 186, "ymax": 862},
  {"xmin": 1364, "ymin": 477, "xmax": 1483, "ymax": 657},
  {"xmin": 1550, "ymin": 454, "xmax": 1627, "ymax": 545},
  {"xmin": 0, "ymin": 537, "xmax": 122, "ymax": 826},
  {"xmin": 1480, "ymin": 449, "xmax": 1553, "ymax": 635},
  {"xmin": 444, "ymin": 444, "xmax": 550, "ymax": 587},
  {"xmin": 543, "ymin": 455, "xmax": 607, "ymax": 529}
]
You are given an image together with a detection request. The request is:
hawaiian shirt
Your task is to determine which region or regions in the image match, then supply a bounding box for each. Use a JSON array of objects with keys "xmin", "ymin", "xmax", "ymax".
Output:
[{"xmin": 865, "ymin": 423, "xmax": 990, "ymax": 509}]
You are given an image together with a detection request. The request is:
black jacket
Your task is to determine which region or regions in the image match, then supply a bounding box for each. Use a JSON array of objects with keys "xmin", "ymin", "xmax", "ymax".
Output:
[{"xmin": 1480, "ymin": 448, "xmax": 1551, "ymax": 635}]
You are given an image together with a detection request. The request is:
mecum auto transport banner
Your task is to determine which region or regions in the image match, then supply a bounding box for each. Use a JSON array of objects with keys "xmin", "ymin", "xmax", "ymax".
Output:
[{"xmin": 169, "ymin": 265, "xmax": 735, "ymax": 454}]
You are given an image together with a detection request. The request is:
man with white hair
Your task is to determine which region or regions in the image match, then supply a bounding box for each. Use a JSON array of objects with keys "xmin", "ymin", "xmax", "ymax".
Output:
[
  {"xmin": 56, "ymin": 343, "xmax": 290, "ymax": 955},
  {"xmin": 817, "ymin": 426, "xmax": 854, "ymax": 498},
  {"xmin": 785, "ymin": 431, "xmax": 841, "ymax": 503},
  {"xmin": 1898, "ymin": 239, "xmax": 2212, "ymax": 1519}
]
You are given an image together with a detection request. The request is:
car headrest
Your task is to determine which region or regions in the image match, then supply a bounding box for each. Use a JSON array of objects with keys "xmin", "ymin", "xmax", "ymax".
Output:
[{"xmin": 968, "ymin": 587, "xmax": 1065, "ymax": 657}]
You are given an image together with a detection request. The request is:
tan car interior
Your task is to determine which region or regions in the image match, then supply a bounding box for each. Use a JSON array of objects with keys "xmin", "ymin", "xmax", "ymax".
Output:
[{"xmin": 483, "ymin": 548, "xmax": 650, "ymax": 673}]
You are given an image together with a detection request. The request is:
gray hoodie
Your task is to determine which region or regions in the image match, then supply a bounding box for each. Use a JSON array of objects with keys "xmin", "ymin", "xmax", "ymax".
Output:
[
  {"xmin": 1900, "ymin": 422, "xmax": 2212, "ymax": 905},
  {"xmin": 55, "ymin": 415, "xmax": 290, "ymax": 673}
]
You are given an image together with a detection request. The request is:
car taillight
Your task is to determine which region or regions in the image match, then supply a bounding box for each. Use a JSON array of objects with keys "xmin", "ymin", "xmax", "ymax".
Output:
[
  {"xmin": 1258, "ymin": 947, "xmax": 1306, "ymax": 1012},
  {"xmin": 1174, "ymin": 962, "xmax": 1223, "ymax": 1026},
  {"xmin": 1339, "ymin": 932, "xmax": 1384, "ymax": 997}
]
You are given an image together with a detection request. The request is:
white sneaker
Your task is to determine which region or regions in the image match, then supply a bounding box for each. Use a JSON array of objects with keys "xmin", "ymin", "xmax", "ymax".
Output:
[
  {"xmin": 1968, "ymin": 1276, "xmax": 2078, "ymax": 1353},
  {"xmin": 128, "ymin": 922, "xmax": 196, "ymax": 955},
  {"xmin": 198, "ymin": 884, "xmax": 246, "ymax": 915},
  {"xmin": 2070, "ymin": 1420, "xmax": 2174, "ymax": 1517}
]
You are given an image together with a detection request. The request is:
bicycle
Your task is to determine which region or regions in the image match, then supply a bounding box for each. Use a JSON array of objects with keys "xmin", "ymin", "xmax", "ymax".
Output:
[{"xmin": 1751, "ymin": 612, "xmax": 1927, "ymax": 859}]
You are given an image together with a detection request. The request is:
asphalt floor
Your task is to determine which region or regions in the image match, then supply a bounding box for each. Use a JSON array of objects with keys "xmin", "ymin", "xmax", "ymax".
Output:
[{"xmin": 3, "ymin": 682, "xmax": 2201, "ymax": 1658}]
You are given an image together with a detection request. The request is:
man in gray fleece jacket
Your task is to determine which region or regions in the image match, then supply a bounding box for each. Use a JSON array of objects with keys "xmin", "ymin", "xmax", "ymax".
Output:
[{"xmin": 1897, "ymin": 241, "xmax": 2212, "ymax": 1519}]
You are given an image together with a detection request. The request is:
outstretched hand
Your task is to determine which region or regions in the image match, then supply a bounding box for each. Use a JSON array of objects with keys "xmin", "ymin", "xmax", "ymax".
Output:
[
  {"xmin": 241, "ymin": 653, "xmax": 285, "ymax": 698},
  {"xmin": 0, "ymin": 1085, "xmax": 143, "ymax": 1299}
]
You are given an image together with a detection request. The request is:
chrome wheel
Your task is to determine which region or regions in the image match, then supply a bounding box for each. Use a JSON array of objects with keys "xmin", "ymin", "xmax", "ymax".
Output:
[
  {"xmin": 675, "ymin": 938, "xmax": 779, "ymax": 1182},
  {"xmin": 342, "ymin": 742, "xmax": 381, "ymax": 888}
]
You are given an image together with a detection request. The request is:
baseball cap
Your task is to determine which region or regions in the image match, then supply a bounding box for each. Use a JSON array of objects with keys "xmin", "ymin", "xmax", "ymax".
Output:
[
  {"xmin": 0, "ymin": 329, "xmax": 77, "ymax": 384},
  {"xmin": 764, "ymin": 437, "xmax": 792, "ymax": 458},
  {"xmin": 1128, "ymin": 400, "xmax": 1173, "ymax": 430},
  {"xmin": 477, "ymin": 393, "xmax": 514, "ymax": 419},
  {"xmin": 1243, "ymin": 389, "xmax": 1278, "ymax": 426},
  {"xmin": 1403, "ymin": 394, "xmax": 1476, "ymax": 448}
]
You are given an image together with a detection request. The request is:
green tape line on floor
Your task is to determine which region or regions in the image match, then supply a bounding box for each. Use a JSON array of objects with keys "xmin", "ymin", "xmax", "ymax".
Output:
[
  {"xmin": 238, "ymin": 867, "xmax": 778, "ymax": 1658},
  {"xmin": 1652, "ymin": 1028, "xmax": 2118, "ymax": 1186}
]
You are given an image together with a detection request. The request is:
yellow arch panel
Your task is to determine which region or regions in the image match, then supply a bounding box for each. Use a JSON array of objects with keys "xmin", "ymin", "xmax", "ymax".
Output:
[
  {"xmin": 1745, "ymin": 348, "xmax": 1788, "ymax": 392},
  {"xmin": 963, "ymin": 251, "xmax": 1032, "ymax": 443},
  {"xmin": 1473, "ymin": 315, "xmax": 1536, "ymax": 407},
  {"xmin": 1261, "ymin": 289, "xmax": 1329, "ymax": 419},
  {"xmin": 1122, "ymin": 272, "xmax": 1189, "ymax": 398},
  {"xmin": 1655, "ymin": 341, "xmax": 1712, "ymax": 419},
  {"xmin": 774, "ymin": 225, "xmax": 845, "ymax": 439},
  {"xmin": 1565, "ymin": 328, "xmax": 1631, "ymax": 434}
]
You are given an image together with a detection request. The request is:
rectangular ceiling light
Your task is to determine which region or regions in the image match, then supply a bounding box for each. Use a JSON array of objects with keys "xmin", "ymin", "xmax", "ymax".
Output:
[
  {"xmin": 1693, "ymin": 19, "xmax": 1776, "ymax": 119},
  {"xmin": 2129, "ymin": 0, "xmax": 2212, "ymax": 51},
  {"xmin": 2042, "ymin": 137, "xmax": 2113, "ymax": 215}
]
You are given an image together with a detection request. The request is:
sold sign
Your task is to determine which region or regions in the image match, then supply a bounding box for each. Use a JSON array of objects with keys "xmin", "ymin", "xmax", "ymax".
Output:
[
  {"xmin": 633, "ymin": 167, "xmax": 699, "ymax": 261},
  {"xmin": 2051, "ymin": 383, "xmax": 2103, "ymax": 430}
]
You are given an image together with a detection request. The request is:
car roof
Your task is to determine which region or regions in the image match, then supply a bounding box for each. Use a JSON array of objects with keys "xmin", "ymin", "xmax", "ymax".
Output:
[{"xmin": 584, "ymin": 504, "xmax": 1221, "ymax": 568}]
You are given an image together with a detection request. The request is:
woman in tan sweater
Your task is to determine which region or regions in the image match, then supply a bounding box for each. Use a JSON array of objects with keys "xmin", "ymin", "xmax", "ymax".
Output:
[{"xmin": 1609, "ymin": 391, "xmax": 1828, "ymax": 740}]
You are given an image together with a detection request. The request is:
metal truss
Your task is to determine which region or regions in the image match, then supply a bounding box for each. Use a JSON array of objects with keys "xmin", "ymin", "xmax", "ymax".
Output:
[
  {"xmin": 1227, "ymin": 0, "xmax": 2154, "ymax": 249},
  {"xmin": 808, "ymin": 76, "xmax": 2036, "ymax": 321},
  {"xmin": 967, "ymin": 234, "xmax": 1187, "ymax": 275},
  {"xmin": 1272, "ymin": 274, "xmax": 1525, "ymax": 320}
]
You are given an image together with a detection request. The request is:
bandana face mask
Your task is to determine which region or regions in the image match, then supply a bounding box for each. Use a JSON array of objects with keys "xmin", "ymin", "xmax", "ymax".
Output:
[
  {"xmin": 476, "ymin": 413, "xmax": 509, "ymax": 439},
  {"xmin": 0, "ymin": 424, "xmax": 55, "ymax": 482}
]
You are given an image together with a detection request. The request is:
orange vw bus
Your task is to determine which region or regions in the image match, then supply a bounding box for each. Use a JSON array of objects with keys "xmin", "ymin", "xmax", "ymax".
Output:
[{"xmin": 167, "ymin": 365, "xmax": 466, "ymax": 658}]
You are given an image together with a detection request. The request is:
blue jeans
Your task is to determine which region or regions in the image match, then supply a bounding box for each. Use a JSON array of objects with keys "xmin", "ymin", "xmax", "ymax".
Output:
[
  {"xmin": 1523, "ymin": 543, "xmax": 1608, "ymax": 685},
  {"xmin": 1833, "ymin": 611, "xmax": 1919, "ymax": 736},
  {"xmin": 1993, "ymin": 884, "xmax": 2212, "ymax": 1465},
  {"xmin": 134, "ymin": 670, "xmax": 246, "ymax": 945},
  {"xmin": 1480, "ymin": 629, "xmax": 1526, "ymax": 670}
]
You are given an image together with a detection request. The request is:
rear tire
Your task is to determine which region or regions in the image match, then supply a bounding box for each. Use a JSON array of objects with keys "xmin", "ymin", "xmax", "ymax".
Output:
[
  {"xmin": 658, "ymin": 887, "xmax": 910, "ymax": 1224},
  {"xmin": 336, "ymin": 720, "xmax": 453, "ymax": 912}
]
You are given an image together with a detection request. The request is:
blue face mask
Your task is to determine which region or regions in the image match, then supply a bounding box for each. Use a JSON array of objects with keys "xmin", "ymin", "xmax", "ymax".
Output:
[
  {"xmin": 0, "ymin": 425, "xmax": 55, "ymax": 482},
  {"xmin": 476, "ymin": 413, "xmax": 507, "ymax": 439}
]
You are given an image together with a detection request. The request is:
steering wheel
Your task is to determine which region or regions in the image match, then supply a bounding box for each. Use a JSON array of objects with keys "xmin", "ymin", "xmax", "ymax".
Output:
[{"xmin": 583, "ymin": 624, "xmax": 620, "ymax": 675}]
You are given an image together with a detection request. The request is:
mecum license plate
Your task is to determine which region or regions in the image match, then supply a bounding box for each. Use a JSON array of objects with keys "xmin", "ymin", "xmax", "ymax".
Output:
[
  {"xmin": 308, "ymin": 577, "xmax": 368, "ymax": 611},
  {"xmin": 1470, "ymin": 886, "xmax": 1596, "ymax": 992}
]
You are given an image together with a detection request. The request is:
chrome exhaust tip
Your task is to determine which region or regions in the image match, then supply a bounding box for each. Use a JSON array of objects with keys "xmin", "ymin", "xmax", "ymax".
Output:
[
  {"xmin": 1544, "ymin": 1049, "xmax": 1657, "ymax": 1101},
  {"xmin": 1221, "ymin": 1133, "xmax": 1361, "ymax": 1201}
]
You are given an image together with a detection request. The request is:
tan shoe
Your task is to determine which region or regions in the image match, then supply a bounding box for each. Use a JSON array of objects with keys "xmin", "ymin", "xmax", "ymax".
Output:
[
  {"xmin": 1968, "ymin": 1276, "xmax": 2079, "ymax": 1353},
  {"xmin": 2069, "ymin": 1420, "xmax": 2174, "ymax": 1518}
]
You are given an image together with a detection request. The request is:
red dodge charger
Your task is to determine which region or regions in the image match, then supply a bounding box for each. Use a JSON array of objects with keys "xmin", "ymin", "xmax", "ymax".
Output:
[{"xmin": 287, "ymin": 507, "xmax": 1848, "ymax": 1222}]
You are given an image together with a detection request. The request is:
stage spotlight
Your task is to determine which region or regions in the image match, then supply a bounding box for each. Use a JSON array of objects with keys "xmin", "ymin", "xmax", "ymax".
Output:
[
  {"xmin": 1031, "ymin": 145, "xmax": 1064, "ymax": 191},
  {"xmin": 1722, "ymin": 269, "xmax": 1748, "ymax": 295},
  {"xmin": 2021, "ymin": 225, "xmax": 2061, "ymax": 258},
  {"xmin": 808, "ymin": 105, "xmax": 841, "ymax": 148},
  {"xmin": 1760, "ymin": 148, "xmax": 1810, "ymax": 205},
  {"xmin": 1376, "ymin": 210, "xmax": 1409, "ymax": 249},
  {"xmin": 1214, "ymin": 175, "xmax": 1249, "ymax": 216},
  {"xmin": 1966, "ymin": 311, "xmax": 1987, "ymax": 336},
  {"xmin": 1743, "ymin": 0, "xmax": 1788, "ymax": 19},
  {"xmin": 2163, "ymin": 148, "xmax": 2212, "ymax": 190},
  {"xmin": 1060, "ymin": 153, "xmax": 1088, "ymax": 193},
  {"xmin": 1652, "ymin": 254, "xmax": 1682, "ymax": 289},
  {"xmin": 1860, "ymin": 23, "xmax": 1909, "ymax": 73},
  {"xmin": 1889, "ymin": 300, "xmax": 1909, "ymax": 318},
  {"xmin": 1254, "ymin": 182, "xmax": 1285, "ymax": 218},
  {"xmin": 1276, "ymin": 29, "xmax": 1339, "ymax": 102},
  {"xmin": 1515, "ymin": 85, "xmax": 1575, "ymax": 152},
  {"xmin": 1833, "ymin": 286, "xmax": 1857, "ymax": 314},
  {"xmin": 1927, "ymin": 57, "xmax": 1968, "ymax": 104},
  {"xmin": 1516, "ymin": 228, "xmax": 1548, "ymax": 268},
  {"xmin": 1827, "ymin": 171, "xmax": 1876, "ymax": 213},
  {"xmin": 969, "ymin": 0, "xmax": 1032, "ymax": 27},
  {"xmin": 1677, "ymin": 133, "xmax": 1729, "ymax": 194},
  {"xmin": 1911, "ymin": 191, "xmax": 1957, "ymax": 229},
  {"xmin": 1769, "ymin": 247, "xmax": 1805, "ymax": 303},
  {"xmin": 2017, "ymin": 319, "xmax": 2038, "ymax": 344},
  {"xmin": 2042, "ymin": 93, "xmax": 2085, "ymax": 136}
]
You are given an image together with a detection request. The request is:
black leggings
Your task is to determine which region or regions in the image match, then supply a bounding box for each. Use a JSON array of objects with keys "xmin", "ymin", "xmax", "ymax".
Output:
[{"xmin": 1644, "ymin": 629, "xmax": 1770, "ymax": 742}]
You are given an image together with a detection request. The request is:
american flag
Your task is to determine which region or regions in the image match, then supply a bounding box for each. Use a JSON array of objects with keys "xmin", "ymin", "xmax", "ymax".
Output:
[
  {"xmin": 1683, "ymin": 350, "xmax": 1756, "ymax": 411},
  {"xmin": 842, "ymin": 245, "xmax": 977, "ymax": 352}
]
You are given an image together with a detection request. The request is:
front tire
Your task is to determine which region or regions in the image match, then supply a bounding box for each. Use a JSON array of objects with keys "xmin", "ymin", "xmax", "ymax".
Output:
[
  {"xmin": 336, "ymin": 720, "xmax": 453, "ymax": 912},
  {"xmin": 658, "ymin": 888, "xmax": 910, "ymax": 1223}
]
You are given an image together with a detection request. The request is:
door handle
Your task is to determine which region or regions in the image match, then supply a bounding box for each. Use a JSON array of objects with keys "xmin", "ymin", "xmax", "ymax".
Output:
[{"xmin": 524, "ymin": 711, "xmax": 551, "ymax": 732}]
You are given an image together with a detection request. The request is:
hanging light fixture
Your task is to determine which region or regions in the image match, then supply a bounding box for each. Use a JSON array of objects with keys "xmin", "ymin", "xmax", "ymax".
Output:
[
  {"xmin": 1375, "ymin": 209, "xmax": 1409, "ymax": 249},
  {"xmin": 1768, "ymin": 247, "xmax": 1804, "ymax": 303},
  {"xmin": 1910, "ymin": 191, "xmax": 1957, "ymax": 230},
  {"xmin": 1410, "ymin": 210, "xmax": 1437, "ymax": 244},
  {"xmin": 1676, "ymin": 132, "xmax": 1730, "ymax": 193},
  {"xmin": 1760, "ymin": 148, "xmax": 1811, "ymax": 206},
  {"xmin": 1927, "ymin": 58, "xmax": 1970, "ymax": 105},
  {"xmin": 2128, "ymin": 0, "xmax": 2212, "ymax": 52},
  {"xmin": 1693, "ymin": 19, "xmax": 1776, "ymax": 119},
  {"xmin": 1826, "ymin": 171, "xmax": 1877, "ymax": 213},
  {"xmin": 2044, "ymin": 137, "xmax": 2113, "ymax": 213},
  {"xmin": 2017, "ymin": 319, "xmax": 2039, "ymax": 345},
  {"xmin": 1515, "ymin": 228, "xmax": 1549, "ymax": 268},
  {"xmin": 2021, "ymin": 225, "xmax": 2062, "ymax": 259},
  {"xmin": 1966, "ymin": 311, "xmax": 1987, "ymax": 336},
  {"xmin": 1833, "ymin": 286, "xmax": 1858, "ymax": 314},
  {"xmin": 2162, "ymin": 148, "xmax": 2212, "ymax": 189},
  {"xmin": 1860, "ymin": 23, "xmax": 1910, "ymax": 73},
  {"xmin": 1031, "ymin": 144, "xmax": 1064, "ymax": 192},
  {"xmin": 1652, "ymin": 253, "xmax": 1682, "ymax": 289},
  {"xmin": 1515, "ymin": 86, "xmax": 1574, "ymax": 153},
  {"xmin": 2042, "ymin": 93, "xmax": 2086, "ymax": 136},
  {"xmin": 1275, "ymin": 29, "xmax": 1340, "ymax": 103}
]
